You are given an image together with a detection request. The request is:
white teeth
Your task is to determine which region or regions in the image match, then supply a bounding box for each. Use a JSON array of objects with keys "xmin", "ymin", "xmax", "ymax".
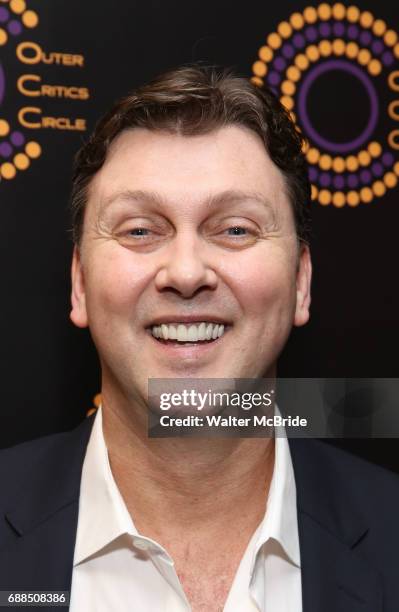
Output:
[
  {"xmin": 177, "ymin": 324, "xmax": 188, "ymax": 342},
  {"xmin": 151, "ymin": 322, "xmax": 227, "ymax": 342}
]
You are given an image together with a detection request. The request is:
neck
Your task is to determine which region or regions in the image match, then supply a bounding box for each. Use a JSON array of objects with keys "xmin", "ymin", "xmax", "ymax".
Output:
[{"xmin": 101, "ymin": 388, "xmax": 275, "ymax": 542}]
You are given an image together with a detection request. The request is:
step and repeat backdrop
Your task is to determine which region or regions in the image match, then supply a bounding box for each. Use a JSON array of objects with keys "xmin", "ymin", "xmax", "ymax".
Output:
[{"xmin": 1, "ymin": 0, "xmax": 398, "ymax": 467}]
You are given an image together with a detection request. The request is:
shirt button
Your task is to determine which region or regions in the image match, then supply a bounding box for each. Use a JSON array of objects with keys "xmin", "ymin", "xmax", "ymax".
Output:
[{"xmin": 134, "ymin": 539, "xmax": 151, "ymax": 551}]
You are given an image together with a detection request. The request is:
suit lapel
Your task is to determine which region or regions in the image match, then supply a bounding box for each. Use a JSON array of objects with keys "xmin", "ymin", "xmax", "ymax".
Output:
[
  {"xmin": 288, "ymin": 438, "xmax": 383, "ymax": 612},
  {"xmin": 0, "ymin": 414, "xmax": 95, "ymax": 592}
]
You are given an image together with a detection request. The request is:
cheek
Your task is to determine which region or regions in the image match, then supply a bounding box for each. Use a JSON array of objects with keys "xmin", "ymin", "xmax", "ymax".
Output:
[{"xmin": 85, "ymin": 250, "xmax": 151, "ymax": 318}]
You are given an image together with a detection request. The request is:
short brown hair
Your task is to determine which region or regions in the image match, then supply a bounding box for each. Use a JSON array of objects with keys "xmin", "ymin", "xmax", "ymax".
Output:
[{"xmin": 70, "ymin": 65, "xmax": 311, "ymax": 245}]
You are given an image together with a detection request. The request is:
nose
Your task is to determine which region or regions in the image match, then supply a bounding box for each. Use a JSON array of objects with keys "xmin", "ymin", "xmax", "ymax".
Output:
[{"xmin": 154, "ymin": 232, "xmax": 218, "ymax": 298}]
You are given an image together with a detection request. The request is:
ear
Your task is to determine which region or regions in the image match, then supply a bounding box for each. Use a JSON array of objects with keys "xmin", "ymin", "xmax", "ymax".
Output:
[
  {"xmin": 70, "ymin": 245, "xmax": 88, "ymax": 328},
  {"xmin": 294, "ymin": 243, "xmax": 312, "ymax": 327}
]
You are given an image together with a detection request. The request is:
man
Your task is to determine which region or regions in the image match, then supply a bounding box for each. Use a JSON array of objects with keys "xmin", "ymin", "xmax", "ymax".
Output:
[{"xmin": 0, "ymin": 65, "xmax": 399, "ymax": 612}]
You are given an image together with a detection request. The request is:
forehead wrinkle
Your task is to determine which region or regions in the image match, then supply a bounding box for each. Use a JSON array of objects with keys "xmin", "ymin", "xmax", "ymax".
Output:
[{"xmin": 96, "ymin": 187, "xmax": 276, "ymax": 217}]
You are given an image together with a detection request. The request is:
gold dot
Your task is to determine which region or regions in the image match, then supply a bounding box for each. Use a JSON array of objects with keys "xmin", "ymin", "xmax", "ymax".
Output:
[
  {"xmin": 281, "ymin": 80, "xmax": 295, "ymax": 95},
  {"xmin": 259, "ymin": 46, "xmax": 273, "ymax": 62},
  {"xmin": 332, "ymin": 157, "xmax": 345, "ymax": 173},
  {"xmin": 13, "ymin": 153, "xmax": 30, "ymax": 170},
  {"xmin": 372, "ymin": 19, "xmax": 386, "ymax": 37},
  {"xmin": 345, "ymin": 155, "xmax": 359, "ymax": 171},
  {"xmin": 22, "ymin": 10, "xmax": 38, "ymax": 27},
  {"xmin": 0, "ymin": 162, "xmax": 16, "ymax": 179},
  {"xmin": 280, "ymin": 95, "xmax": 294, "ymax": 110},
  {"xmin": 384, "ymin": 30, "xmax": 398, "ymax": 47},
  {"xmin": 346, "ymin": 6, "xmax": 360, "ymax": 23},
  {"xmin": 368, "ymin": 141, "xmax": 382, "ymax": 158},
  {"xmin": 319, "ymin": 154, "xmax": 332, "ymax": 170},
  {"xmin": 319, "ymin": 40, "xmax": 332, "ymax": 57},
  {"xmin": 0, "ymin": 119, "xmax": 9, "ymax": 136},
  {"xmin": 360, "ymin": 186, "xmax": 373, "ymax": 203},
  {"xmin": 358, "ymin": 49, "xmax": 371, "ymax": 66},
  {"xmin": 253, "ymin": 61, "xmax": 267, "ymax": 77},
  {"xmin": 332, "ymin": 191, "xmax": 346, "ymax": 207},
  {"xmin": 289, "ymin": 111, "xmax": 297, "ymax": 124},
  {"xmin": 307, "ymin": 147, "xmax": 320, "ymax": 164},
  {"xmin": 278, "ymin": 21, "xmax": 292, "ymax": 39},
  {"xmin": 267, "ymin": 32, "xmax": 282, "ymax": 50},
  {"xmin": 10, "ymin": 0, "xmax": 25, "ymax": 13},
  {"xmin": 394, "ymin": 161, "xmax": 399, "ymax": 176},
  {"xmin": 368, "ymin": 59, "xmax": 382, "ymax": 76},
  {"xmin": 394, "ymin": 43, "xmax": 399, "ymax": 59},
  {"xmin": 384, "ymin": 172, "xmax": 397, "ymax": 188},
  {"xmin": 347, "ymin": 191, "xmax": 360, "ymax": 207},
  {"xmin": 318, "ymin": 3, "xmax": 331, "ymax": 20},
  {"xmin": 287, "ymin": 66, "xmax": 301, "ymax": 82},
  {"xmin": 332, "ymin": 3, "xmax": 346, "ymax": 20},
  {"xmin": 359, "ymin": 11, "xmax": 374, "ymax": 29},
  {"xmin": 345, "ymin": 42, "xmax": 359, "ymax": 59},
  {"xmin": 250, "ymin": 76, "xmax": 263, "ymax": 87},
  {"xmin": 311, "ymin": 184, "xmax": 318, "ymax": 200},
  {"xmin": 306, "ymin": 45, "xmax": 320, "ymax": 62},
  {"xmin": 0, "ymin": 27, "xmax": 7, "ymax": 45},
  {"xmin": 332, "ymin": 39, "xmax": 345, "ymax": 55},
  {"xmin": 25, "ymin": 141, "xmax": 41, "ymax": 158},
  {"xmin": 358, "ymin": 150, "xmax": 371, "ymax": 166},
  {"xmin": 290, "ymin": 12, "xmax": 304, "ymax": 30},
  {"xmin": 303, "ymin": 6, "xmax": 318, "ymax": 24},
  {"xmin": 295, "ymin": 54, "xmax": 309, "ymax": 70},
  {"xmin": 319, "ymin": 189, "xmax": 332, "ymax": 205},
  {"xmin": 372, "ymin": 180, "xmax": 386, "ymax": 197}
]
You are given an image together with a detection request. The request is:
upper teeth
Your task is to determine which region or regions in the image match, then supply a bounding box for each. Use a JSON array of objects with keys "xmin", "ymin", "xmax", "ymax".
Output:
[{"xmin": 151, "ymin": 322, "xmax": 225, "ymax": 342}]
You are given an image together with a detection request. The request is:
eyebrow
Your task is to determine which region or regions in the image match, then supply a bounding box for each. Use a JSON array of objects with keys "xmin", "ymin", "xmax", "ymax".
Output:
[{"xmin": 98, "ymin": 188, "xmax": 275, "ymax": 214}]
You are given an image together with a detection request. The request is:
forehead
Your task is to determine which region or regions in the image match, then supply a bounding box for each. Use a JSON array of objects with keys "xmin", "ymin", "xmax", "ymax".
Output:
[{"xmin": 88, "ymin": 125, "xmax": 291, "ymax": 217}]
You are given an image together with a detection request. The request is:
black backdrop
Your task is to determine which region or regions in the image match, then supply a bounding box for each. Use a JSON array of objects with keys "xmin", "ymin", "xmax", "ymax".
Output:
[{"xmin": 1, "ymin": 0, "xmax": 398, "ymax": 470}]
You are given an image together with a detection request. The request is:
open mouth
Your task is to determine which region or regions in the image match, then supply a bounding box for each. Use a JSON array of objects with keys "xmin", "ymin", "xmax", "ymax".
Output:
[{"xmin": 149, "ymin": 322, "xmax": 228, "ymax": 345}]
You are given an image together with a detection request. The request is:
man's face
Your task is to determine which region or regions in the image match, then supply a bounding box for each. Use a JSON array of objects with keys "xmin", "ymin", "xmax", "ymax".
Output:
[{"xmin": 70, "ymin": 125, "xmax": 311, "ymax": 404}]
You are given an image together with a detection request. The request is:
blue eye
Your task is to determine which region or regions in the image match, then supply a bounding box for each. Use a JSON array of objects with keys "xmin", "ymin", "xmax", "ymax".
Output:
[
  {"xmin": 129, "ymin": 228, "xmax": 149, "ymax": 236},
  {"xmin": 227, "ymin": 226, "xmax": 247, "ymax": 235}
]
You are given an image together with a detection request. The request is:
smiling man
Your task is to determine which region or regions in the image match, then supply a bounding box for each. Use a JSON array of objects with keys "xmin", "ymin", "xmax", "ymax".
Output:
[{"xmin": 1, "ymin": 65, "xmax": 399, "ymax": 612}]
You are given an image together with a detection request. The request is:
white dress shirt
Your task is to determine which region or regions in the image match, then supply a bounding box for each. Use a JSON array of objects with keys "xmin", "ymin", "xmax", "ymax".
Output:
[{"xmin": 69, "ymin": 406, "xmax": 302, "ymax": 611}]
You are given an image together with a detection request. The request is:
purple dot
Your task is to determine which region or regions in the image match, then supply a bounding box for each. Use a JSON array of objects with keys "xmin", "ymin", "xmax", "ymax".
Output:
[
  {"xmin": 360, "ymin": 169, "xmax": 371, "ymax": 184},
  {"xmin": 0, "ymin": 142, "xmax": 12, "ymax": 158},
  {"xmin": 382, "ymin": 51, "xmax": 394, "ymax": 66},
  {"xmin": 372, "ymin": 40, "xmax": 384, "ymax": 55},
  {"xmin": 371, "ymin": 162, "xmax": 383, "ymax": 177},
  {"xmin": 282, "ymin": 44, "xmax": 294, "ymax": 59},
  {"xmin": 309, "ymin": 167, "xmax": 318, "ymax": 181},
  {"xmin": 273, "ymin": 57, "xmax": 286, "ymax": 72},
  {"xmin": 319, "ymin": 23, "xmax": 331, "ymax": 37},
  {"xmin": 293, "ymin": 33, "xmax": 305, "ymax": 49},
  {"xmin": 360, "ymin": 31, "xmax": 372, "ymax": 46},
  {"xmin": 305, "ymin": 26, "xmax": 317, "ymax": 42},
  {"xmin": 0, "ymin": 7, "xmax": 9, "ymax": 22},
  {"xmin": 268, "ymin": 72, "xmax": 281, "ymax": 86},
  {"xmin": 347, "ymin": 174, "xmax": 359, "ymax": 188},
  {"xmin": 347, "ymin": 25, "xmax": 359, "ymax": 39},
  {"xmin": 333, "ymin": 175, "xmax": 345, "ymax": 189},
  {"xmin": 7, "ymin": 20, "xmax": 22, "ymax": 35},
  {"xmin": 333, "ymin": 23, "xmax": 345, "ymax": 37},
  {"xmin": 382, "ymin": 152, "xmax": 394, "ymax": 167},
  {"xmin": 10, "ymin": 131, "xmax": 24, "ymax": 146},
  {"xmin": 320, "ymin": 173, "xmax": 331, "ymax": 187}
]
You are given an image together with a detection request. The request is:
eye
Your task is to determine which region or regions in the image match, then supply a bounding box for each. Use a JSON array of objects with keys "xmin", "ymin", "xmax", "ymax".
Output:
[
  {"xmin": 128, "ymin": 228, "xmax": 150, "ymax": 237},
  {"xmin": 226, "ymin": 226, "xmax": 248, "ymax": 236}
]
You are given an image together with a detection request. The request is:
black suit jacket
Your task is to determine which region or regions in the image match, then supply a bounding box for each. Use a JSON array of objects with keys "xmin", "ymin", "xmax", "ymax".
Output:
[{"xmin": 1, "ymin": 413, "xmax": 399, "ymax": 611}]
